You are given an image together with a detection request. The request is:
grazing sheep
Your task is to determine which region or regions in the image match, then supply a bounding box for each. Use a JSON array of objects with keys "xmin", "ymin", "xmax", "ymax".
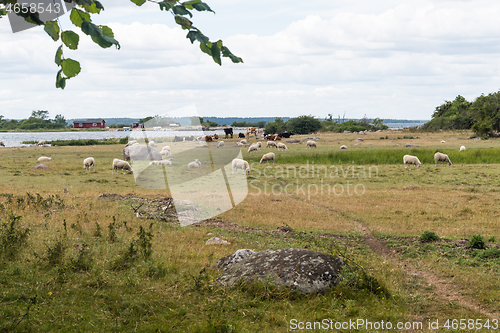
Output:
[
  {"xmin": 306, "ymin": 140, "xmax": 317, "ymax": 149},
  {"xmin": 160, "ymin": 146, "xmax": 171, "ymax": 156},
  {"xmin": 260, "ymin": 152, "xmax": 275, "ymax": 164},
  {"xmin": 403, "ymin": 155, "xmax": 421, "ymax": 168},
  {"xmin": 267, "ymin": 141, "xmax": 277, "ymax": 148},
  {"xmin": 38, "ymin": 156, "xmax": 52, "ymax": 162},
  {"xmin": 256, "ymin": 142, "xmax": 262, "ymax": 149},
  {"xmin": 187, "ymin": 159, "xmax": 202, "ymax": 169},
  {"xmin": 149, "ymin": 160, "xmax": 172, "ymax": 166},
  {"xmin": 434, "ymin": 152, "xmax": 452, "ymax": 166},
  {"xmin": 239, "ymin": 139, "xmax": 247, "ymax": 145},
  {"xmin": 0, "ymin": 141, "xmax": 4, "ymax": 147},
  {"xmin": 248, "ymin": 144, "xmax": 259, "ymax": 153},
  {"xmin": 83, "ymin": 157, "xmax": 95, "ymax": 172},
  {"xmin": 125, "ymin": 140, "xmax": 138, "ymax": 147},
  {"xmin": 112, "ymin": 158, "xmax": 134, "ymax": 174},
  {"xmin": 37, "ymin": 140, "xmax": 45, "ymax": 146},
  {"xmin": 232, "ymin": 158, "xmax": 251, "ymax": 174},
  {"xmin": 217, "ymin": 141, "xmax": 225, "ymax": 148},
  {"xmin": 460, "ymin": 146, "xmax": 466, "ymax": 151},
  {"xmin": 340, "ymin": 145, "xmax": 347, "ymax": 149},
  {"xmin": 276, "ymin": 142, "xmax": 288, "ymax": 151},
  {"xmin": 148, "ymin": 141, "xmax": 157, "ymax": 147}
]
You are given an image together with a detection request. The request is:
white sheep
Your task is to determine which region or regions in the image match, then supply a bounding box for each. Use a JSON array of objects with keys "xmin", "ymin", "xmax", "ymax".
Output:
[
  {"xmin": 187, "ymin": 159, "xmax": 202, "ymax": 169},
  {"xmin": 239, "ymin": 139, "xmax": 247, "ymax": 145},
  {"xmin": 83, "ymin": 157, "xmax": 95, "ymax": 172},
  {"xmin": 441, "ymin": 140, "xmax": 446, "ymax": 143},
  {"xmin": 256, "ymin": 142, "xmax": 262, "ymax": 149},
  {"xmin": 267, "ymin": 141, "xmax": 277, "ymax": 148},
  {"xmin": 148, "ymin": 141, "xmax": 157, "ymax": 147},
  {"xmin": 232, "ymin": 158, "xmax": 251, "ymax": 174},
  {"xmin": 112, "ymin": 158, "xmax": 134, "ymax": 174},
  {"xmin": 306, "ymin": 140, "xmax": 317, "ymax": 149},
  {"xmin": 276, "ymin": 142, "xmax": 288, "ymax": 151},
  {"xmin": 248, "ymin": 143, "xmax": 259, "ymax": 153},
  {"xmin": 160, "ymin": 146, "xmax": 171, "ymax": 156},
  {"xmin": 340, "ymin": 145, "xmax": 348, "ymax": 149},
  {"xmin": 38, "ymin": 156, "xmax": 52, "ymax": 162},
  {"xmin": 434, "ymin": 152, "xmax": 452, "ymax": 166},
  {"xmin": 260, "ymin": 152, "xmax": 275, "ymax": 164},
  {"xmin": 37, "ymin": 140, "xmax": 45, "ymax": 146},
  {"xmin": 403, "ymin": 155, "xmax": 421, "ymax": 168},
  {"xmin": 149, "ymin": 160, "xmax": 172, "ymax": 166},
  {"xmin": 460, "ymin": 146, "xmax": 466, "ymax": 151},
  {"xmin": 125, "ymin": 140, "xmax": 138, "ymax": 147},
  {"xmin": 217, "ymin": 141, "xmax": 225, "ymax": 148}
]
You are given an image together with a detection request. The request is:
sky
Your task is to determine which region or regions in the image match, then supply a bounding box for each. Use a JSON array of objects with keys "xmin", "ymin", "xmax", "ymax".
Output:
[{"xmin": 2, "ymin": 0, "xmax": 500, "ymax": 120}]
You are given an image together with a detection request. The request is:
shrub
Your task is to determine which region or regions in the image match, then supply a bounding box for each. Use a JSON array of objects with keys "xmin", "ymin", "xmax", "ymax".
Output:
[
  {"xmin": 419, "ymin": 230, "xmax": 439, "ymax": 242},
  {"xmin": 0, "ymin": 213, "xmax": 30, "ymax": 260},
  {"xmin": 469, "ymin": 234, "xmax": 486, "ymax": 249}
]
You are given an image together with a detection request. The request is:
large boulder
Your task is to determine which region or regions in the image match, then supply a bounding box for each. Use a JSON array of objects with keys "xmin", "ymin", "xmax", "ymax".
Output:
[
  {"xmin": 33, "ymin": 163, "xmax": 50, "ymax": 170},
  {"xmin": 123, "ymin": 144, "xmax": 162, "ymax": 161},
  {"xmin": 215, "ymin": 248, "xmax": 345, "ymax": 294}
]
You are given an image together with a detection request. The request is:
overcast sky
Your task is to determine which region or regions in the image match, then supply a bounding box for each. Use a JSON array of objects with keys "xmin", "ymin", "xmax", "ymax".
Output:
[{"xmin": 1, "ymin": 0, "xmax": 500, "ymax": 120}]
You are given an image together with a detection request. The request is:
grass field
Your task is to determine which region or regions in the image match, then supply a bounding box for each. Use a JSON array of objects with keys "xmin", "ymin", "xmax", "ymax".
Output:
[{"xmin": 1, "ymin": 129, "xmax": 500, "ymax": 332}]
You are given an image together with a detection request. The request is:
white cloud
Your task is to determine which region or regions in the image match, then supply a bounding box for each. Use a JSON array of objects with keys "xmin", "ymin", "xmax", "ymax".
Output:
[{"xmin": 2, "ymin": 1, "xmax": 500, "ymax": 120}]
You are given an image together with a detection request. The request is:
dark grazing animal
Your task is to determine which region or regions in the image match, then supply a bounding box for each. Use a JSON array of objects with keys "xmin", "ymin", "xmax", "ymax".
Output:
[{"xmin": 223, "ymin": 128, "xmax": 233, "ymax": 139}]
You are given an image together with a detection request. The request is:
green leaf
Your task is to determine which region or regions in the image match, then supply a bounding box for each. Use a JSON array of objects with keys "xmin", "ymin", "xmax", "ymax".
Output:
[
  {"xmin": 100, "ymin": 25, "xmax": 114, "ymax": 38},
  {"xmin": 84, "ymin": 2, "xmax": 102, "ymax": 14},
  {"xmin": 0, "ymin": 7, "xmax": 7, "ymax": 16},
  {"xmin": 172, "ymin": 5, "xmax": 192, "ymax": 18},
  {"xmin": 130, "ymin": 0, "xmax": 146, "ymax": 6},
  {"xmin": 174, "ymin": 15, "xmax": 192, "ymax": 29},
  {"xmin": 210, "ymin": 40, "xmax": 221, "ymax": 65},
  {"xmin": 56, "ymin": 70, "xmax": 66, "ymax": 89},
  {"xmin": 70, "ymin": 8, "xmax": 91, "ymax": 28},
  {"xmin": 55, "ymin": 45, "xmax": 63, "ymax": 66},
  {"xmin": 186, "ymin": 30, "xmax": 208, "ymax": 45},
  {"xmin": 94, "ymin": 0, "xmax": 104, "ymax": 10},
  {"xmin": 26, "ymin": 12, "xmax": 44, "ymax": 25},
  {"xmin": 61, "ymin": 58, "xmax": 81, "ymax": 78},
  {"xmin": 200, "ymin": 41, "xmax": 211, "ymax": 56},
  {"xmin": 221, "ymin": 46, "xmax": 243, "ymax": 63},
  {"xmin": 44, "ymin": 21, "xmax": 60, "ymax": 41},
  {"xmin": 159, "ymin": 0, "xmax": 177, "ymax": 11},
  {"xmin": 192, "ymin": 2, "xmax": 214, "ymax": 13},
  {"xmin": 182, "ymin": 0, "xmax": 199, "ymax": 10},
  {"xmin": 75, "ymin": 0, "xmax": 93, "ymax": 6},
  {"xmin": 81, "ymin": 21, "xmax": 100, "ymax": 36},
  {"xmin": 61, "ymin": 30, "xmax": 80, "ymax": 50}
]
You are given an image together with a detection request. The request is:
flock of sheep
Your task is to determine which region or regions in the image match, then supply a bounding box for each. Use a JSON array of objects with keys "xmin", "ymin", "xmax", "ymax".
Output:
[
  {"xmin": 28, "ymin": 133, "xmax": 468, "ymax": 179},
  {"xmin": 404, "ymin": 146, "xmax": 465, "ymax": 168}
]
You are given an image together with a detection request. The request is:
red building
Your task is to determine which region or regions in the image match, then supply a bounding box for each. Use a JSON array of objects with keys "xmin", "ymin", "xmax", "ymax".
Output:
[
  {"xmin": 73, "ymin": 119, "xmax": 106, "ymax": 128},
  {"xmin": 132, "ymin": 123, "xmax": 144, "ymax": 129}
]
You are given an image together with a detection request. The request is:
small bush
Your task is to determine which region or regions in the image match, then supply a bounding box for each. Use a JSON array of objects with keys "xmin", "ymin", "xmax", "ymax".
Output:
[
  {"xmin": 419, "ymin": 230, "xmax": 439, "ymax": 242},
  {"xmin": 70, "ymin": 244, "xmax": 93, "ymax": 272},
  {"xmin": 469, "ymin": 234, "xmax": 486, "ymax": 249},
  {"xmin": 0, "ymin": 213, "xmax": 30, "ymax": 260},
  {"xmin": 46, "ymin": 240, "xmax": 67, "ymax": 266}
]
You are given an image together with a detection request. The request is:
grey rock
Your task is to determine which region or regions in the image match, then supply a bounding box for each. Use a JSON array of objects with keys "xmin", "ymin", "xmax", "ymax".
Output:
[
  {"xmin": 216, "ymin": 248, "xmax": 345, "ymax": 294},
  {"xmin": 354, "ymin": 138, "xmax": 364, "ymax": 142},
  {"xmin": 214, "ymin": 249, "xmax": 257, "ymax": 270},
  {"xmin": 206, "ymin": 237, "xmax": 231, "ymax": 245},
  {"xmin": 286, "ymin": 139, "xmax": 300, "ymax": 143},
  {"xmin": 405, "ymin": 144, "xmax": 419, "ymax": 147},
  {"xmin": 123, "ymin": 144, "xmax": 162, "ymax": 161},
  {"xmin": 33, "ymin": 163, "xmax": 49, "ymax": 170}
]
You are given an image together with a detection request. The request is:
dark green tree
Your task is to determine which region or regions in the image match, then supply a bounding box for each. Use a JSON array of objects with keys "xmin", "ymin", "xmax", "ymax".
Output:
[
  {"xmin": 54, "ymin": 114, "xmax": 67, "ymax": 126},
  {"xmin": 286, "ymin": 115, "xmax": 321, "ymax": 134}
]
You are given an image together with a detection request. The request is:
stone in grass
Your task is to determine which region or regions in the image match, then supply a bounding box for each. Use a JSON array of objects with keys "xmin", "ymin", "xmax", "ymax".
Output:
[
  {"xmin": 215, "ymin": 248, "xmax": 345, "ymax": 294},
  {"xmin": 214, "ymin": 249, "xmax": 256, "ymax": 271},
  {"xmin": 33, "ymin": 163, "xmax": 50, "ymax": 170},
  {"xmin": 205, "ymin": 237, "xmax": 231, "ymax": 245}
]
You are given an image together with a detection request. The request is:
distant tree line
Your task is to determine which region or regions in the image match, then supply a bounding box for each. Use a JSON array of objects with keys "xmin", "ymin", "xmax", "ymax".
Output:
[
  {"xmin": 423, "ymin": 91, "xmax": 500, "ymax": 135},
  {"xmin": 0, "ymin": 111, "xmax": 67, "ymax": 130}
]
